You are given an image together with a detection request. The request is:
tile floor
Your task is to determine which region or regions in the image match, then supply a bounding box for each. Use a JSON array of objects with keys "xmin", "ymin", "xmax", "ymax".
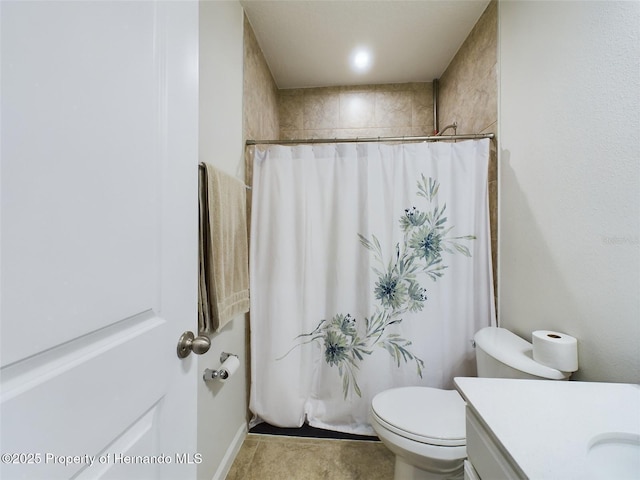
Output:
[{"xmin": 226, "ymin": 433, "xmax": 395, "ymax": 480}]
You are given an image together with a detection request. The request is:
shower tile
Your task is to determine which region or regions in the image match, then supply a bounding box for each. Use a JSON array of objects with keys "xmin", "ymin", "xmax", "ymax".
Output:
[
  {"xmin": 280, "ymin": 129, "xmax": 304, "ymax": 140},
  {"xmin": 279, "ymin": 93, "xmax": 304, "ymax": 131},
  {"xmin": 374, "ymin": 91, "xmax": 412, "ymax": 128},
  {"xmin": 338, "ymin": 127, "xmax": 410, "ymax": 139},
  {"xmin": 275, "ymin": 82, "xmax": 439, "ymax": 142},
  {"xmin": 339, "ymin": 91, "xmax": 376, "ymax": 129},
  {"xmin": 467, "ymin": 0, "xmax": 497, "ymax": 62},
  {"xmin": 340, "ymin": 84, "xmax": 378, "ymax": 93},
  {"xmin": 406, "ymin": 82, "xmax": 427, "ymax": 91},
  {"xmin": 279, "ymin": 88, "xmax": 305, "ymax": 97},
  {"xmin": 437, "ymin": 0, "xmax": 497, "ymax": 138},
  {"xmin": 304, "ymin": 92, "xmax": 340, "ymax": 130},
  {"xmin": 436, "ymin": 75, "xmax": 457, "ymax": 125},
  {"xmin": 457, "ymin": 84, "xmax": 495, "ymax": 136},
  {"xmin": 375, "ymin": 127, "xmax": 412, "ymax": 138},
  {"xmin": 305, "ymin": 86, "xmax": 342, "ymax": 96},
  {"xmin": 243, "ymin": 13, "xmax": 279, "ymax": 142},
  {"xmin": 481, "ymin": 120, "xmax": 497, "ymax": 137},
  {"xmin": 375, "ymin": 83, "xmax": 410, "ymax": 93},
  {"xmin": 411, "ymin": 126, "xmax": 435, "ymax": 137},
  {"xmin": 333, "ymin": 128, "xmax": 378, "ymax": 139},
  {"xmin": 412, "ymin": 84, "xmax": 434, "ymax": 130},
  {"xmin": 306, "ymin": 128, "xmax": 340, "ymax": 139}
]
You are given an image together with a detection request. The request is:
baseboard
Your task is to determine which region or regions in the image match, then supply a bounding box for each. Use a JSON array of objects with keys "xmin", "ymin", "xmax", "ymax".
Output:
[{"xmin": 211, "ymin": 422, "xmax": 247, "ymax": 480}]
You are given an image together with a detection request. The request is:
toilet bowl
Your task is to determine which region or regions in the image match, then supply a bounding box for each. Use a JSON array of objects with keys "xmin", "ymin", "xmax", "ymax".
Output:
[
  {"xmin": 370, "ymin": 387, "xmax": 466, "ymax": 480},
  {"xmin": 370, "ymin": 327, "xmax": 576, "ymax": 480}
]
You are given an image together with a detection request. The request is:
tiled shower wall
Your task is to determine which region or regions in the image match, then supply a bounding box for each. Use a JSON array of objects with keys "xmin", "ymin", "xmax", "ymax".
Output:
[
  {"xmin": 439, "ymin": 0, "xmax": 498, "ymax": 297},
  {"xmin": 243, "ymin": 14, "xmax": 279, "ymax": 144},
  {"xmin": 438, "ymin": 1, "xmax": 497, "ymax": 137},
  {"xmin": 278, "ymin": 83, "xmax": 434, "ymax": 140}
]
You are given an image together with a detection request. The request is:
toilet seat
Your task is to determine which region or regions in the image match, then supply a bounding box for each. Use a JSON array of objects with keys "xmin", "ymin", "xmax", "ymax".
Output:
[{"xmin": 371, "ymin": 387, "xmax": 466, "ymax": 447}]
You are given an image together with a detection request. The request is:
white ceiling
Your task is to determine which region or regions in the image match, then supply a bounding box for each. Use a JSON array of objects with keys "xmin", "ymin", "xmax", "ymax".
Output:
[{"xmin": 240, "ymin": 0, "xmax": 491, "ymax": 90}]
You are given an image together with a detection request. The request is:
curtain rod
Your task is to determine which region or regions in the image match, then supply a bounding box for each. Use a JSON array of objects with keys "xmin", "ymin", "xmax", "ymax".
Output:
[{"xmin": 246, "ymin": 133, "xmax": 494, "ymax": 146}]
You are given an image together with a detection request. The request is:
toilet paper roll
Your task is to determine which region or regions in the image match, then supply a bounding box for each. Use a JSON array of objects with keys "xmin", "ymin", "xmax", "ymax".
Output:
[
  {"xmin": 218, "ymin": 355, "xmax": 240, "ymax": 381},
  {"xmin": 532, "ymin": 330, "xmax": 578, "ymax": 372}
]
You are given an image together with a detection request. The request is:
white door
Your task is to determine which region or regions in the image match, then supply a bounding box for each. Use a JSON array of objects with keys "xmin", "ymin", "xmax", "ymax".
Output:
[{"xmin": 1, "ymin": 2, "xmax": 199, "ymax": 479}]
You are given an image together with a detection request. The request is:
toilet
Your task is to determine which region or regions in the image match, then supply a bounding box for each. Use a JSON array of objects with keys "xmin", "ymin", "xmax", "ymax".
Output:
[{"xmin": 370, "ymin": 327, "xmax": 575, "ymax": 480}]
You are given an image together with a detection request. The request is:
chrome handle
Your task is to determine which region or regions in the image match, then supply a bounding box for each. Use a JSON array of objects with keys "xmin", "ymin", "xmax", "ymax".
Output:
[{"xmin": 177, "ymin": 331, "xmax": 211, "ymax": 358}]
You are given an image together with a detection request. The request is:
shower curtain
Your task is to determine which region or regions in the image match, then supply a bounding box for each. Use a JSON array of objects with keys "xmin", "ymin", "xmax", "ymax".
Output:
[{"xmin": 249, "ymin": 139, "xmax": 495, "ymax": 436}]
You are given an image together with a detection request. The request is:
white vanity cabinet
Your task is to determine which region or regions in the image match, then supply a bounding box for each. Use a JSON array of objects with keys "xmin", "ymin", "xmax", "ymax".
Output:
[
  {"xmin": 454, "ymin": 377, "xmax": 640, "ymax": 480},
  {"xmin": 464, "ymin": 405, "xmax": 525, "ymax": 479}
]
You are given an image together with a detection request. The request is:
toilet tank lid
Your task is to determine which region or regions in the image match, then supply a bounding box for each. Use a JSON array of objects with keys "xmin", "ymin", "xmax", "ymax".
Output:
[{"xmin": 474, "ymin": 327, "xmax": 569, "ymax": 380}]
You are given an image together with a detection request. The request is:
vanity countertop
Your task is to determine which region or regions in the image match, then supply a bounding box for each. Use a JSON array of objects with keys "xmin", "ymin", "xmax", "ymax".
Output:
[{"xmin": 454, "ymin": 377, "xmax": 640, "ymax": 479}]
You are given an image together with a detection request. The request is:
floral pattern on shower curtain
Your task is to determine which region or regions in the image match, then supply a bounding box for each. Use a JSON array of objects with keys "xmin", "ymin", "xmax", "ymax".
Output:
[{"xmin": 250, "ymin": 140, "xmax": 495, "ymax": 436}]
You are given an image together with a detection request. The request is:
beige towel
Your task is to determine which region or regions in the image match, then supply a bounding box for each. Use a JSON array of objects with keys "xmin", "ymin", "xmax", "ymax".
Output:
[{"xmin": 198, "ymin": 163, "xmax": 250, "ymax": 333}]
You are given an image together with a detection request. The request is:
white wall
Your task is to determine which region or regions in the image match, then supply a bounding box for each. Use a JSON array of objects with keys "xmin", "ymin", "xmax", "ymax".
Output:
[
  {"xmin": 498, "ymin": 1, "xmax": 640, "ymax": 382},
  {"xmin": 198, "ymin": 2, "xmax": 247, "ymax": 479}
]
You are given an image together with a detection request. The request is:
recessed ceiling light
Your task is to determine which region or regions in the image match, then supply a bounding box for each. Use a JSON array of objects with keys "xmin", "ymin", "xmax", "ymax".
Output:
[{"xmin": 351, "ymin": 48, "xmax": 373, "ymax": 73}]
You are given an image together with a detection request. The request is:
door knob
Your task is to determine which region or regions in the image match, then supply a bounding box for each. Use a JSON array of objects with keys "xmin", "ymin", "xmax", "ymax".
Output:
[{"xmin": 177, "ymin": 331, "xmax": 211, "ymax": 358}]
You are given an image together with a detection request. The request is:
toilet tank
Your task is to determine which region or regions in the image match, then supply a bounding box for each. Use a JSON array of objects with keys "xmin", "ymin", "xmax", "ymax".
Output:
[{"xmin": 474, "ymin": 327, "xmax": 570, "ymax": 380}]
